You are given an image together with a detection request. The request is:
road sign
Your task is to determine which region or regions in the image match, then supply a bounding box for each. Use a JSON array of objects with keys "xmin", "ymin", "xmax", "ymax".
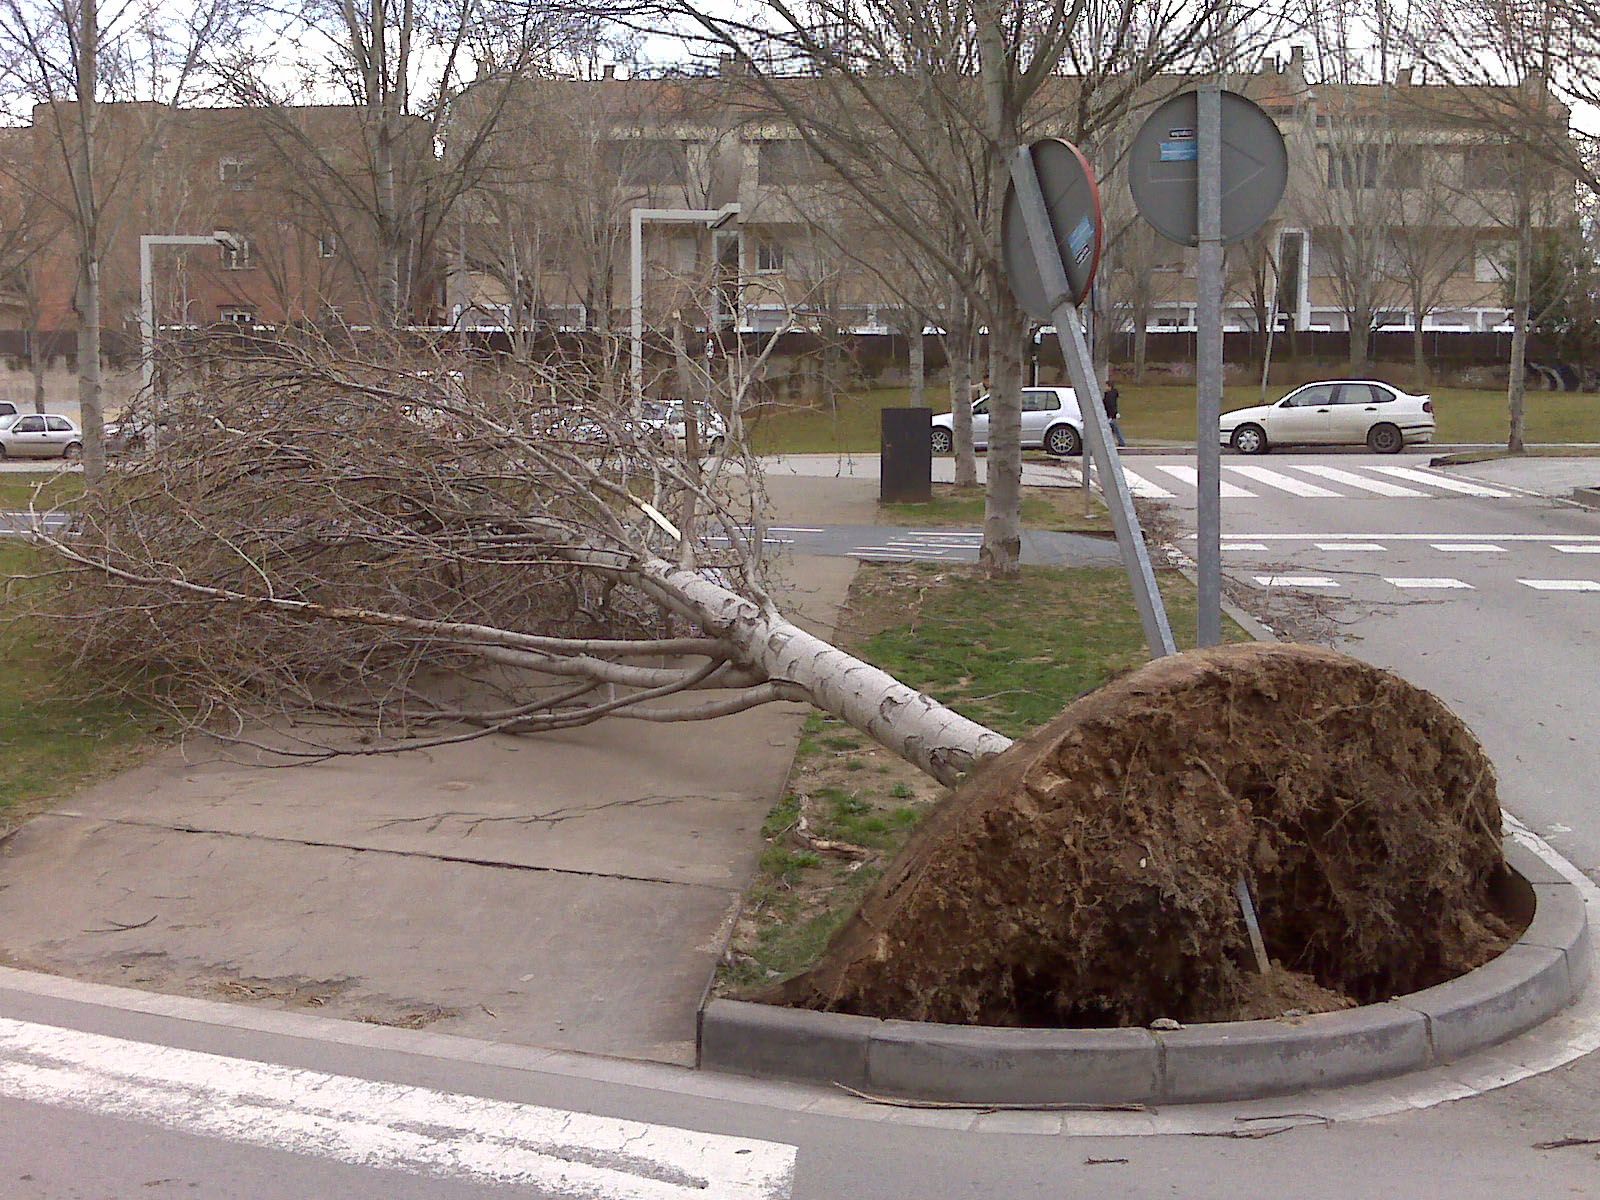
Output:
[
  {"xmin": 1128, "ymin": 90, "xmax": 1288, "ymax": 247},
  {"xmin": 1002, "ymin": 138, "xmax": 1103, "ymax": 321}
]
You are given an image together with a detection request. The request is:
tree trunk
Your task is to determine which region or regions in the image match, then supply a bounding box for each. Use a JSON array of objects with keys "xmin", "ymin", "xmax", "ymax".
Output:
[
  {"xmin": 1507, "ymin": 177, "xmax": 1533, "ymax": 454},
  {"xmin": 640, "ymin": 559, "xmax": 1013, "ymax": 784},
  {"xmin": 981, "ymin": 297, "xmax": 1025, "ymax": 579},
  {"xmin": 75, "ymin": 0, "xmax": 105, "ymax": 484},
  {"xmin": 1412, "ymin": 286, "xmax": 1428, "ymax": 390},
  {"xmin": 908, "ymin": 323, "xmax": 925, "ymax": 408},
  {"xmin": 1349, "ymin": 298, "xmax": 1371, "ymax": 372},
  {"xmin": 948, "ymin": 282, "xmax": 978, "ymax": 488},
  {"xmin": 28, "ymin": 326, "xmax": 45, "ymax": 414},
  {"xmin": 1134, "ymin": 317, "xmax": 1149, "ymax": 383}
]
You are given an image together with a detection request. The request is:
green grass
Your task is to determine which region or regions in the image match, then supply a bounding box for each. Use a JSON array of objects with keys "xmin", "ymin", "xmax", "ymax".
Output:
[
  {"xmin": 0, "ymin": 543, "xmax": 150, "ymax": 828},
  {"xmin": 747, "ymin": 383, "xmax": 1599, "ymax": 452},
  {"xmin": 880, "ymin": 485, "xmax": 1108, "ymax": 533},
  {"xmin": 0, "ymin": 473, "xmax": 82, "ymax": 511},
  {"xmin": 855, "ymin": 564, "xmax": 1244, "ymax": 738}
]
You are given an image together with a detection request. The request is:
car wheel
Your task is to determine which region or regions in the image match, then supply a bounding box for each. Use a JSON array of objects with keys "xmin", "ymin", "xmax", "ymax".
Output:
[
  {"xmin": 1044, "ymin": 424, "xmax": 1082, "ymax": 457},
  {"xmin": 63, "ymin": 442, "xmax": 83, "ymax": 462},
  {"xmin": 930, "ymin": 427, "xmax": 953, "ymax": 454},
  {"xmin": 1367, "ymin": 423, "xmax": 1403, "ymax": 454},
  {"xmin": 1231, "ymin": 424, "xmax": 1269, "ymax": 455}
]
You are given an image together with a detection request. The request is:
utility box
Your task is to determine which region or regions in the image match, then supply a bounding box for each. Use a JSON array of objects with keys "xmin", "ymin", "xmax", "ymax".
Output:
[{"xmin": 880, "ymin": 407, "xmax": 933, "ymax": 504}]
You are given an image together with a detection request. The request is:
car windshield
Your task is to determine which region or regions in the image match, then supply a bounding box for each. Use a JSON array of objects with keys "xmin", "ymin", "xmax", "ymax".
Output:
[{"xmin": 0, "ymin": 414, "xmax": 18, "ymax": 431}]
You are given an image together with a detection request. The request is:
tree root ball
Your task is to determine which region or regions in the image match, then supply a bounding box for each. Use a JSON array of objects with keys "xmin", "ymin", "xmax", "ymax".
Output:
[{"xmin": 766, "ymin": 643, "xmax": 1513, "ymax": 1027}]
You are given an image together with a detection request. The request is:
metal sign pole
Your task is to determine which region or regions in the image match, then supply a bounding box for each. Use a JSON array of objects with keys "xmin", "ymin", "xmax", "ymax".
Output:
[
  {"xmin": 1009, "ymin": 148, "xmax": 1177, "ymax": 658},
  {"xmin": 1195, "ymin": 84, "xmax": 1225, "ymax": 647}
]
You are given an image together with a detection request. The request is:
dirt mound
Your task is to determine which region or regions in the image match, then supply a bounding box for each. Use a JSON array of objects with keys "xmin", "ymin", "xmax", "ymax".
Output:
[{"xmin": 764, "ymin": 643, "xmax": 1512, "ymax": 1027}]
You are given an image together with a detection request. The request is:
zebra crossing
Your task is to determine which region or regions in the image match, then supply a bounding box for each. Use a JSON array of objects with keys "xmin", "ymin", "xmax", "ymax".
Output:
[{"xmin": 1115, "ymin": 459, "xmax": 1518, "ymax": 501}]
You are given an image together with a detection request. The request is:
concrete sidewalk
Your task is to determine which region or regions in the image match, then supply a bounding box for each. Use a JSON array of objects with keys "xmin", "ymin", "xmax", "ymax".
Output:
[{"xmin": 0, "ymin": 544, "xmax": 853, "ymax": 1068}]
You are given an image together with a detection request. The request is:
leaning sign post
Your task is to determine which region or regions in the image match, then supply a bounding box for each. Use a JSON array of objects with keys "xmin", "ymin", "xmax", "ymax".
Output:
[
  {"xmin": 1129, "ymin": 87, "xmax": 1288, "ymax": 646},
  {"xmin": 1003, "ymin": 138, "xmax": 1177, "ymax": 658}
]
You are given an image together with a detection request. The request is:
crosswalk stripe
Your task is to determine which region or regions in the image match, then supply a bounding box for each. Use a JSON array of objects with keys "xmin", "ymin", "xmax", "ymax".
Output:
[
  {"xmin": 1221, "ymin": 542, "xmax": 1268, "ymax": 551},
  {"xmin": 1519, "ymin": 579, "xmax": 1600, "ymax": 591},
  {"xmin": 1385, "ymin": 577, "xmax": 1475, "ymax": 589},
  {"xmin": 1290, "ymin": 464, "xmax": 1428, "ymax": 497},
  {"xmin": 0, "ymin": 1018, "xmax": 797, "ymax": 1198},
  {"xmin": 1553, "ymin": 545, "xmax": 1600, "ymax": 554},
  {"xmin": 1369, "ymin": 466, "xmax": 1516, "ymax": 497},
  {"xmin": 1254, "ymin": 575, "xmax": 1339, "ymax": 588},
  {"xmin": 1316, "ymin": 542, "xmax": 1386, "ymax": 551},
  {"xmin": 1225, "ymin": 465, "xmax": 1342, "ymax": 497},
  {"xmin": 1432, "ymin": 543, "xmax": 1505, "ymax": 553},
  {"xmin": 1119, "ymin": 469, "xmax": 1176, "ymax": 498},
  {"xmin": 1155, "ymin": 464, "xmax": 1256, "ymax": 498}
]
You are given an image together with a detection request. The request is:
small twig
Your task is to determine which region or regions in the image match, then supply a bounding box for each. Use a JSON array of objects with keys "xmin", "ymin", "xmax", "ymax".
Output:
[
  {"xmin": 83, "ymin": 915, "xmax": 158, "ymax": 934},
  {"xmin": 1084, "ymin": 1157, "xmax": 1130, "ymax": 1165},
  {"xmin": 1533, "ymin": 1136, "xmax": 1600, "ymax": 1150}
]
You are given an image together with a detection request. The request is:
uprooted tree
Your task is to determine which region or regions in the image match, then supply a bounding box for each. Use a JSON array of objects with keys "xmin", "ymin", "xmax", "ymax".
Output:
[{"xmin": 17, "ymin": 336, "xmax": 1512, "ymax": 1026}]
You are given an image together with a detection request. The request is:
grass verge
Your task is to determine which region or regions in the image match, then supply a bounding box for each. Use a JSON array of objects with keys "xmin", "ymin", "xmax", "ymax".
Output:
[
  {"xmin": 879, "ymin": 484, "xmax": 1108, "ymax": 533},
  {"xmin": 1431, "ymin": 446, "xmax": 1600, "ymax": 466},
  {"xmin": 748, "ymin": 384, "xmax": 1598, "ymax": 453},
  {"xmin": 0, "ymin": 542, "xmax": 151, "ymax": 833},
  {"xmin": 0, "ymin": 473, "xmax": 82, "ymax": 511},
  {"xmin": 717, "ymin": 562, "xmax": 1246, "ymax": 995}
]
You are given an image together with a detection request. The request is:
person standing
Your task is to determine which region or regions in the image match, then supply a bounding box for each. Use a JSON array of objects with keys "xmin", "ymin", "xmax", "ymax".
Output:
[{"xmin": 1102, "ymin": 375, "xmax": 1126, "ymax": 448}]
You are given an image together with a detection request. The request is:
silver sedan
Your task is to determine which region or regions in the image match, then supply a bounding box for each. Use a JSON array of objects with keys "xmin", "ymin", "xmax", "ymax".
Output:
[{"xmin": 0, "ymin": 413, "xmax": 84, "ymax": 460}]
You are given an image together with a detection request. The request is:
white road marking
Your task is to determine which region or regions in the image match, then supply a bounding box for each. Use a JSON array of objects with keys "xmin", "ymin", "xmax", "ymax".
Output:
[
  {"xmin": 1225, "ymin": 465, "xmax": 1342, "ymax": 497},
  {"xmin": 1221, "ymin": 542, "xmax": 1268, "ymax": 551},
  {"xmin": 768, "ymin": 526, "xmax": 823, "ymax": 533},
  {"xmin": 1519, "ymin": 579, "xmax": 1600, "ymax": 592},
  {"xmin": 1553, "ymin": 545, "xmax": 1600, "ymax": 554},
  {"xmin": 907, "ymin": 530, "xmax": 983, "ymax": 539},
  {"xmin": 0, "ymin": 1017, "xmax": 796, "ymax": 1198},
  {"xmin": 885, "ymin": 542, "xmax": 953, "ymax": 554},
  {"xmin": 1204, "ymin": 533, "xmax": 1600, "ymax": 541},
  {"xmin": 1289, "ymin": 464, "xmax": 1428, "ymax": 497},
  {"xmin": 1315, "ymin": 542, "xmax": 1386, "ymax": 551},
  {"xmin": 1253, "ymin": 575, "xmax": 1340, "ymax": 588},
  {"xmin": 1385, "ymin": 577, "xmax": 1475, "ymax": 589},
  {"xmin": 1432, "ymin": 543, "xmax": 1505, "ymax": 553},
  {"xmin": 1368, "ymin": 466, "xmax": 1516, "ymax": 497},
  {"xmin": 1118, "ymin": 470, "xmax": 1176, "ymax": 499},
  {"xmin": 1155, "ymin": 464, "xmax": 1256, "ymax": 498}
]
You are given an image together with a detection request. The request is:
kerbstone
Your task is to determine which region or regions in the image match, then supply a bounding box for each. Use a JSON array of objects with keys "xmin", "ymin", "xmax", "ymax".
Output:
[
  {"xmin": 1502, "ymin": 839, "xmax": 1571, "ymax": 887},
  {"xmin": 1157, "ymin": 1003, "xmax": 1430, "ymax": 1103},
  {"xmin": 867, "ymin": 1022, "xmax": 1159, "ymax": 1105},
  {"xmin": 698, "ymin": 999, "xmax": 873, "ymax": 1088},
  {"xmin": 1399, "ymin": 942, "xmax": 1572, "ymax": 1062},
  {"xmin": 1519, "ymin": 883, "xmax": 1593, "ymax": 997}
]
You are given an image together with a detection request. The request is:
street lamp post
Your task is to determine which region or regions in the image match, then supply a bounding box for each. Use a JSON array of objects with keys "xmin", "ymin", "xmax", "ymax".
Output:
[
  {"xmin": 630, "ymin": 204, "xmax": 740, "ymax": 407},
  {"xmin": 139, "ymin": 231, "xmax": 239, "ymax": 401}
]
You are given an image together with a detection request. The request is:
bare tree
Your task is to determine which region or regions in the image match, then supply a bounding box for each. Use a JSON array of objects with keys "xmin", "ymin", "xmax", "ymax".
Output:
[
  {"xmin": 0, "ymin": 0, "xmax": 239, "ymax": 479},
  {"xmin": 680, "ymin": 0, "xmax": 1256, "ymax": 576}
]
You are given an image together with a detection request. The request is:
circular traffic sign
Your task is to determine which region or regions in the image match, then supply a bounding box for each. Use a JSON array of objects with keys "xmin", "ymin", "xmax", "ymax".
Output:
[
  {"xmin": 1002, "ymin": 137, "xmax": 1103, "ymax": 321},
  {"xmin": 1128, "ymin": 90, "xmax": 1288, "ymax": 247}
]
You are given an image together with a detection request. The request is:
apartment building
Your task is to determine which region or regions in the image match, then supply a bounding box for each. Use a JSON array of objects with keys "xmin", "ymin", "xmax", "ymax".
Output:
[
  {"xmin": 0, "ymin": 100, "xmax": 433, "ymax": 341},
  {"xmin": 449, "ymin": 51, "xmax": 1569, "ymax": 345}
]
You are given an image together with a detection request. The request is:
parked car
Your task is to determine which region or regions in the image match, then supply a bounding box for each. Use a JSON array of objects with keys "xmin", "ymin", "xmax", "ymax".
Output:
[
  {"xmin": 644, "ymin": 400, "xmax": 728, "ymax": 454},
  {"xmin": 931, "ymin": 386, "xmax": 1084, "ymax": 457},
  {"xmin": 0, "ymin": 401, "xmax": 18, "ymax": 421},
  {"xmin": 0, "ymin": 413, "xmax": 82, "ymax": 460},
  {"xmin": 1219, "ymin": 381, "xmax": 1434, "ymax": 455}
]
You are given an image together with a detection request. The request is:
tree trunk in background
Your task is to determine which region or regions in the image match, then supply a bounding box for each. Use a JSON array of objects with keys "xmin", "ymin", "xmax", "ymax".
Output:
[
  {"xmin": 1412, "ymin": 286, "xmax": 1429, "ymax": 389},
  {"xmin": 949, "ymin": 283, "xmax": 978, "ymax": 487},
  {"xmin": 1507, "ymin": 176, "xmax": 1533, "ymax": 453},
  {"xmin": 1349, "ymin": 297, "xmax": 1371, "ymax": 372},
  {"xmin": 908, "ymin": 324, "xmax": 925, "ymax": 408},
  {"xmin": 28, "ymin": 327, "xmax": 45, "ymax": 414},
  {"xmin": 1134, "ymin": 319, "xmax": 1149, "ymax": 382},
  {"xmin": 74, "ymin": 0, "xmax": 105, "ymax": 484},
  {"xmin": 981, "ymin": 298, "xmax": 1025, "ymax": 578}
]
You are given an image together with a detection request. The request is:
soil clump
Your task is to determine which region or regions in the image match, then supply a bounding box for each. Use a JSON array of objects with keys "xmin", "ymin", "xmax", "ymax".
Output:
[{"xmin": 765, "ymin": 643, "xmax": 1514, "ymax": 1026}]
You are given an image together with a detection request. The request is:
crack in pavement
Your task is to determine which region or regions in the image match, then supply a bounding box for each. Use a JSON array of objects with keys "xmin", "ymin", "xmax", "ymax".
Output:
[
  {"xmin": 36, "ymin": 811, "xmax": 739, "ymax": 893},
  {"xmin": 366, "ymin": 794, "xmax": 731, "ymax": 837}
]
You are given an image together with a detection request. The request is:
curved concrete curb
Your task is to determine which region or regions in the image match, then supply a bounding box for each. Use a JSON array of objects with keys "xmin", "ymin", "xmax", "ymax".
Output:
[{"xmin": 697, "ymin": 839, "xmax": 1591, "ymax": 1104}]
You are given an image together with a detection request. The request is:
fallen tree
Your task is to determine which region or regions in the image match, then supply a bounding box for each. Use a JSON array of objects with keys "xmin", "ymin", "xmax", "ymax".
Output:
[{"xmin": 19, "ymin": 338, "xmax": 1510, "ymax": 1026}]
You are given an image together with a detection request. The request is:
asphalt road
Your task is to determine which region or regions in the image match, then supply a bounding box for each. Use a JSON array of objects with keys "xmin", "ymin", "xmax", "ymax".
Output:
[{"xmin": 3, "ymin": 450, "xmax": 1600, "ymax": 1198}]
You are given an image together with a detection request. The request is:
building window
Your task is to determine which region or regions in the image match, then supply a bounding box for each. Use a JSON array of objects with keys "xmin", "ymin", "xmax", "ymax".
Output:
[
  {"xmin": 603, "ymin": 138, "xmax": 687, "ymax": 186},
  {"xmin": 221, "ymin": 236, "xmax": 253, "ymax": 271},
  {"xmin": 757, "ymin": 140, "xmax": 825, "ymax": 186},
  {"xmin": 219, "ymin": 307, "xmax": 256, "ymax": 324},
  {"xmin": 756, "ymin": 238, "xmax": 785, "ymax": 273},
  {"xmin": 219, "ymin": 157, "xmax": 255, "ymax": 190},
  {"xmin": 317, "ymin": 232, "xmax": 338, "ymax": 259},
  {"xmin": 1326, "ymin": 145, "xmax": 1381, "ymax": 189}
]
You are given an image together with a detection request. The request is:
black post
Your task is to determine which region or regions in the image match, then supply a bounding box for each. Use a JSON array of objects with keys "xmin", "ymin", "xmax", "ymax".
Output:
[{"xmin": 880, "ymin": 407, "xmax": 932, "ymax": 503}]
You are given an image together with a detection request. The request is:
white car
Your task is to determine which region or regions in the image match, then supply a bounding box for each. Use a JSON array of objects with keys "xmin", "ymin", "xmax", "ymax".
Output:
[
  {"xmin": 0, "ymin": 413, "xmax": 83, "ymax": 460},
  {"xmin": 931, "ymin": 386, "xmax": 1084, "ymax": 457},
  {"xmin": 1220, "ymin": 381, "xmax": 1434, "ymax": 455},
  {"xmin": 645, "ymin": 401, "xmax": 727, "ymax": 454}
]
